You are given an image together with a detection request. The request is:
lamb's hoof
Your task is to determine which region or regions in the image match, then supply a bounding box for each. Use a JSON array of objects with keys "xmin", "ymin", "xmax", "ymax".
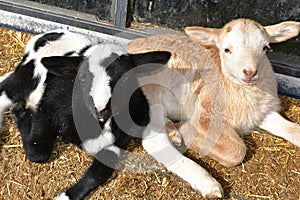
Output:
[
  {"xmin": 168, "ymin": 130, "xmax": 183, "ymax": 146},
  {"xmin": 204, "ymin": 190, "xmax": 223, "ymax": 199},
  {"xmin": 56, "ymin": 192, "xmax": 70, "ymax": 200},
  {"xmin": 197, "ymin": 177, "xmax": 223, "ymax": 199},
  {"xmin": 286, "ymin": 123, "xmax": 300, "ymax": 147}
]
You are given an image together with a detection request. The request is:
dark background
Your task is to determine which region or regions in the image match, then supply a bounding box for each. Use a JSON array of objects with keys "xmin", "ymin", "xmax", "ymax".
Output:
[
  {"xmin": 28, "ymin": 0, "xmax": 300, "ymax": 57},
  {"xmin": 28, "ymin": 0, "xmax": 114, "ymax": 21},
  {"xmin": 133, "ymin": 0, "xmax": 300, "ymax": 57}
]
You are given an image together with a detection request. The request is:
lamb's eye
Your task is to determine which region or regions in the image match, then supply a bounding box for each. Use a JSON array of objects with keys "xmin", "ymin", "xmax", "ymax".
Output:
[{"xmin": 224, "ymin": 48, "xmax": 232, "ymax": 54}]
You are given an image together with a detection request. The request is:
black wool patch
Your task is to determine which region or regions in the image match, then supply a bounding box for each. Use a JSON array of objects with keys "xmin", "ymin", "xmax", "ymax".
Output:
[{"xmin": 34, "ymin": 32, "xmax": 64, "ymax": 52}]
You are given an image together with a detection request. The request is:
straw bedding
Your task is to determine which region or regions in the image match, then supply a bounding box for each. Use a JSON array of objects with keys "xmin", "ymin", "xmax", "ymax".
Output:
[{"xmin": 0, "ymin": 27, "xmax": 299, "ymax": 200}]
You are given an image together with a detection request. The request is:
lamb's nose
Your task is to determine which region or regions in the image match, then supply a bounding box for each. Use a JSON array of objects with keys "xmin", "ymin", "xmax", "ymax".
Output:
[
  {"xmin": 95, "ymin": 105, "xmax": 106, "ymax": 112},
  {"xmin": 243, "ymin": 69, "xmax": 257, "ymax": 79}
]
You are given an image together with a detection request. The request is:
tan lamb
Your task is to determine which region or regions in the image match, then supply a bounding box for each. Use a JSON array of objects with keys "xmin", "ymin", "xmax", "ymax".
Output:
[{"xmin": 124, "ymin": 19, "xmax": 300, "ymax": 198}]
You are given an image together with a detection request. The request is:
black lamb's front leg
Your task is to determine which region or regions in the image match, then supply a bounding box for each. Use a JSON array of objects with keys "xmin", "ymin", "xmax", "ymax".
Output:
[{"xmin": 57, "ymin": 145, "xmax": 121, "ymax": 200}]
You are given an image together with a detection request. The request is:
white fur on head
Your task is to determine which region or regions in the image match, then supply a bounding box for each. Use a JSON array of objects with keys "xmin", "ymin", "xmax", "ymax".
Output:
[
  {"xmin": 88, "ymin": 62, "xmax": 111, "ymax": 111},
  {"xmin": 87, "ymin": 44, "xmax": 126, "ymax": 111},
  {"xmin": 26, "ymin": 81, "xmax": 46, "ymax": 111}
]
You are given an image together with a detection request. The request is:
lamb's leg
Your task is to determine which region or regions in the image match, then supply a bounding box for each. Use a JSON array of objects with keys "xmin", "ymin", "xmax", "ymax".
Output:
[
  {"xmin": 259, "ymin": 111, "xmax": 300, "ymax": 147},
  {"xmin": 0, "ymin": 72, "xmax": 14, "ymax": 129},
  {"xmin": 143, "ymin": 130, "xmax": 223, "ymax": 198},
  {"xmin": 0, "ymin": 92, "xmax": 13, "ymax": 129},
  {"xmin": 142, "ymin": 110, "xmax": 223, "ymax": 199},
  {"xmin": 179, "ymin": 120, "xmax": 246, "ymax": 167},
  {"xmin": 57, "ymin": 118, "xmax": 131, "ymax": 199},
  {"xmin": 56, "ymin": 145, "xmax": 122, "ymax": 200}
]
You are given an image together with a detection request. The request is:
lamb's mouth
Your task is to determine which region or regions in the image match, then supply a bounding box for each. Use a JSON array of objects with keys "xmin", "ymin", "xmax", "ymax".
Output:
[
  {"xmin": 224, "ymin": 70, "xmax": 259, "ymax": 85},
  {"xmin": 241, "ymin": 78, "xmax": 258, "ymax": 85},
  {"xmin": 95, "ymin": 108, "xmax": 112, "ymax": 122},
  {"xmin": 232, "ymin": 72, "xmax": 259, "ymax": 85}
]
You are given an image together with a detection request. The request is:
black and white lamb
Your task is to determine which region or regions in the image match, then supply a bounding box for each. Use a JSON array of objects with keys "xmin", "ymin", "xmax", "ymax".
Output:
[
  {"xmin": 11, "ymin": 42, "xmax": 171, "ymax": 199},
  {"xmin": 0, "ymin": 29, "xmax": 100, "ymax": 130}
]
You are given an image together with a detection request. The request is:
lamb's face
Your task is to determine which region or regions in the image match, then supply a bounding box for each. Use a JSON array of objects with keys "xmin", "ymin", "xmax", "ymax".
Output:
[
  {"xmin": 185, "ymin": 19, "xmax": 300, "ymax": 85},
  {"xmin": 77, "ymin": 44, "xmax": 171, "ymax": 123},
  {"xmin": 42, "ymin": 47, "xmax": 171, "ymax": 123},
  {"xmin": 216, "ymin": 20, "xmax": 270, "ymax": 85},
  {"xmin": 78, "ymin": 44, "xmax": 127, "ymax": 122}
]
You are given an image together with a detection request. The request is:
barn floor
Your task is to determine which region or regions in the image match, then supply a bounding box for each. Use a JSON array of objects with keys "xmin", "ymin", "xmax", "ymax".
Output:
[{"xmin": 0, "ymin": 27, "xmax": 299, "ymax": 200}]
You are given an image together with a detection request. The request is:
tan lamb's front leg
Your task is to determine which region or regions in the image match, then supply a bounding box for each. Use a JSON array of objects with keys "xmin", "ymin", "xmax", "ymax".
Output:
[
  {"xmin": 259, "ymin": 111, "xmax": 300, "ymax": 147},
  {"xmin": 177, "ymin": 120, "xmax": 246, "ymax": 167}
]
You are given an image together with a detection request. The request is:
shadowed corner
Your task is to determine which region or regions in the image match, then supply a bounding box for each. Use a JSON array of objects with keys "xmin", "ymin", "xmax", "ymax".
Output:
[{"xmin": 240, "ymin": 131, "xmax": 258, "ymax": 163}]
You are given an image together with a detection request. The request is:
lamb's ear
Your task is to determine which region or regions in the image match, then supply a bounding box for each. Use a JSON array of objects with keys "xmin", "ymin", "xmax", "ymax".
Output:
[
  {"xmin": 41, "ymin": 56, "xmax": 84, "ymax": 77},
  {"xmin": 184, "ymin": 26, "xmax": 220, "ymax": 45},
  {"xmin": 129, "ymin": 51, "xmax": 171, "ymax": 71},
  {"xmin": 265, "ymin": 21, "xmax": 300, "ymax": 43}
]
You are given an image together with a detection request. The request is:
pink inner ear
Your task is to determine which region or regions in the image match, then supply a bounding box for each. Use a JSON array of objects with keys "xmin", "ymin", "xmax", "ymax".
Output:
[{"xmin": 96, "ymin": 105, "xmax": 106, "ymax": 112}]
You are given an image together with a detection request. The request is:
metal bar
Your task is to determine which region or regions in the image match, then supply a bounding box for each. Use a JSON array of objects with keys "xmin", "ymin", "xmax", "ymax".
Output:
[
  {"xmin": 276, "ymin": 73, "xmax": 300, "ymax": 99},
  {"xmin": 0, "ymin": 0, "xmax": 149, "ymax": 41},
  {"xmin": 113, "ymin": 0, "xmax": 129, "ymax": 28},
  {"xmin": 0, "ymin": 9, "xmax": 129, "ymax": 45},
  {"xmin": 268, "ymin": 53, "xmax": 300, "ymax": 78}
]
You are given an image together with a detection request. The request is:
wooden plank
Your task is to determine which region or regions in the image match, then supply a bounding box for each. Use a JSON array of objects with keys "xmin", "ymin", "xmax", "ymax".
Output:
[
  {"xmin": 113, "ymin": 0, "xmax": 128, "ymax": 28},
  {"xmin": 0, "ymin": 0, "xmax": 148, "ymax": 40}
]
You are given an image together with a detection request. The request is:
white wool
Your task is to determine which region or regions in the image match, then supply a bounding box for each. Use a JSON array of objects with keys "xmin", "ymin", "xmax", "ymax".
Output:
[{"xmin": 87, "ymin": 44, "xmax": 126, "ymax": 109}]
